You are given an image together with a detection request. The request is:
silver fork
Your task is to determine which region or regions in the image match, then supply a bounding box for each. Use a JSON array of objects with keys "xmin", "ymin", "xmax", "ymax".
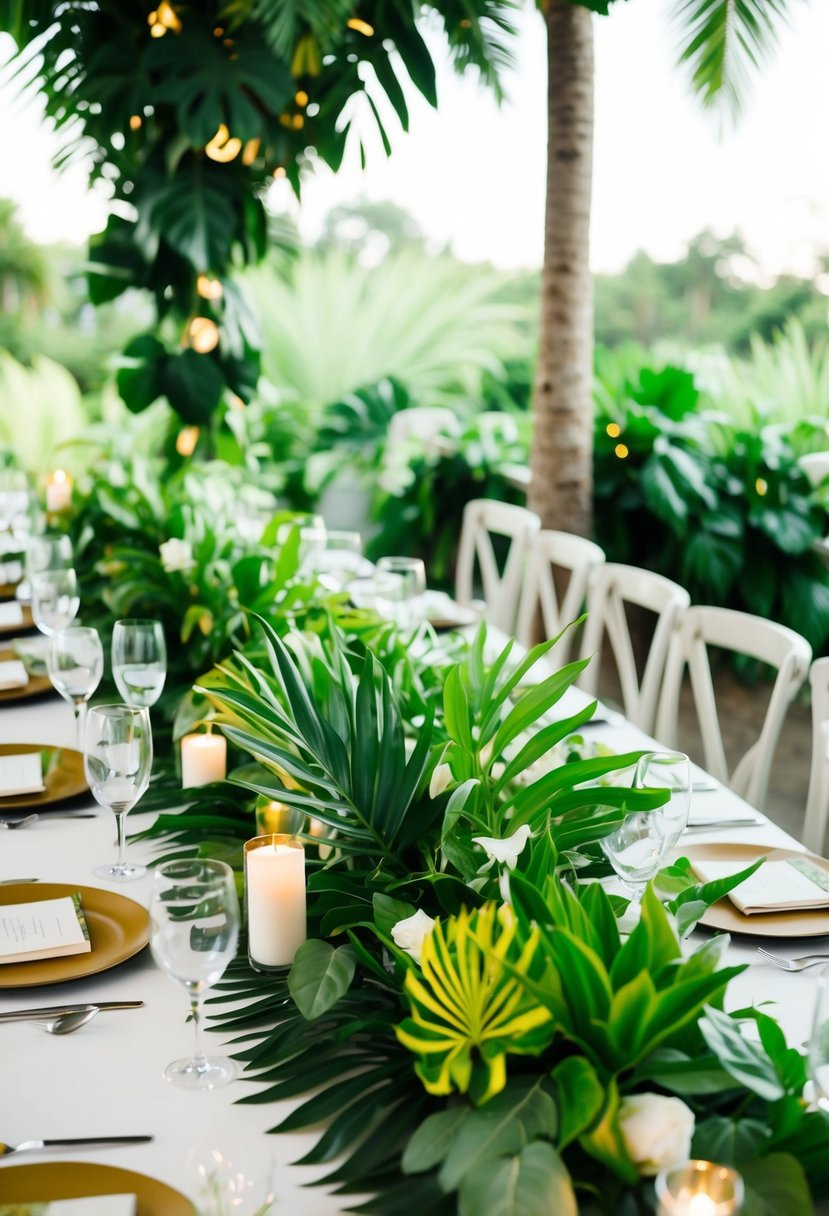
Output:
[
  {"xmin": 757, "ymin": 948, "xmax": 829, "ymax": 972},
  {"xmin": 0, "ymin": 814, "xmax": 38, "ymax": 831}
]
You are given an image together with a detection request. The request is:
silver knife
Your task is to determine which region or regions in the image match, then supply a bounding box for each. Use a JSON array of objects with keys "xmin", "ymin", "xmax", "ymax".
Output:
[
  {"xmin": 0, "ymin": 1001, "xmax": 144, "ymax": 1022},
  {"xmin": 0, "ymin": 1135, "xmax": 154, "ymax": 1158}
]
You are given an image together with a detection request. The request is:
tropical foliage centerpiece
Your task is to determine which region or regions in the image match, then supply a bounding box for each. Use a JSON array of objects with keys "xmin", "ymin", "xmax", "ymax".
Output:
[{"xmin": 182, "ymin": 616, "xmax": 829, "ymax": 1216}]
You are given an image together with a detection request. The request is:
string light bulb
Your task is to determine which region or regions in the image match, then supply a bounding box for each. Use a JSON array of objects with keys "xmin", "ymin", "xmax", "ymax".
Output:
[
  {"xmin": 176, "ymin": 427, "xmax": 200, "ymax": 457},
  {"xmin": 614, "ymin": 443, "xmax": 629, "ymax": 460},
  {"xmin": 606, "ymin": 422, "xmax": 621, "ymax": 438},
  {"xmin": 196, "ymin": 274, "xmax": 223, "ymax": 301},
  {"xmin": 187, "ymin": 316, "xmax": 220, "ymax": 354},
  {"xmin": 205, "ymin": 123, "xmax": 242, "ymax": 162},
  {"xmin": 347, "ymin": 17, "xmax": 375, "ymax": 35}
]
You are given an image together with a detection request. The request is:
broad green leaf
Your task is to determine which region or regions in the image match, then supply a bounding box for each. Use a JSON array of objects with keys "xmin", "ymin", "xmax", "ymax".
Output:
[
  {"xmin": 551, "ymin": 1057, "xmax": 605, "ymax": 1149},
  {"xmin": 699, "ymin": 1006, "xmax": 785, "ymax": 1101},
  {"xmin": 741, "ymin": 1153, "xmax": 814, "ymax": 1216},
  {"xmin": 402, "ymin": 1106, "xmax": 471, "ymax": 1174},
  {"xmin": 288, "ymin": 940, "xmax": 356, "ymax": 1020},
  {"xmin": 438, "ymin": 1079, "xmax": 556, "ymax": 1192},
  {"xmin": 458, "ymin": 1141, "xmax": 577, "ymax": 1216},
  {"xmin": 372, "ymin": 892, "xmax": 416, "ymax": 938}
]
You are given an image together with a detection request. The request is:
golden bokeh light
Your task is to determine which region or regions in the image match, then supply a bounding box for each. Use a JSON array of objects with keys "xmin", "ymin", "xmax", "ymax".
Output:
[
  {"xmin": 187, "ymin": 316, "xmax": 220, "ymax": 354},
  {"xmin": 606, "ymin": 422, "xmax": 621, "ymax": 438},
  {"xmin": 196, "ymin": 274, "xmax": 223, "ymax": 301},
  {"xmin": 347, "ymin": 17, "xmax": 375, "ymax": 35},
  {"xmin": 614, "ymin": 443, "xmax": 630, "ymax": 459},
  {"xmin": 205, "ymin": 123, "xmax": 242, "ymax": 162},
  {"xmin": 176, "ymin": 427, "xmax": 200, "ymax": 457}
]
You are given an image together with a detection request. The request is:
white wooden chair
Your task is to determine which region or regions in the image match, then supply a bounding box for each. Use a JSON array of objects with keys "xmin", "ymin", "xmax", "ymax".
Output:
[
  {"xmin": 515, "ymin": 529, "xmax": 605, "ymax": 665},
  {"xmin": 803, "ymin": 657, "xmax": 829, "ymax": 853},
  {"xmin": 579, "ymin": 564, "xmax": 690, "ymax": 734},
  {"xmin": 655, "ymin": 605, "xmax": 811, "ymax": 813},
  {"xmin": 454, "ymin": 499, "xmax": 541, "ymax": 633}
]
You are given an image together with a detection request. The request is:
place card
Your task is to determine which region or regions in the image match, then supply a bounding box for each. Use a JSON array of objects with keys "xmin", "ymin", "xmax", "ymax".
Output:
[
  {"xmin": 0, "ymin": 1198, "xmax": 136, "ymax": 1215},
  {"xmin": 0, "ymin": 659, "xmax": 28, "ymax": 690},
  {"xmin": 0, "ymin": 752, "xmax": 45, "ymax": 797},
  {"xmin": 691, "ymin": 855, "xmax": 829, "ymax": 914},
  {"xmin": 0, "ymin": 602, "xmax": 24, "ymax": 627},
  {"xmin": 0, "ymin": 893, "xmax": 92, "ymax": 965}
]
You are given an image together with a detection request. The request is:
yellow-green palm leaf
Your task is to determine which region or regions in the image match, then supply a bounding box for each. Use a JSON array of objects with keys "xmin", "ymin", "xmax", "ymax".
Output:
[{"xmin": 396, "ymin": 903, "xmax": 553, "ymax": 1105}]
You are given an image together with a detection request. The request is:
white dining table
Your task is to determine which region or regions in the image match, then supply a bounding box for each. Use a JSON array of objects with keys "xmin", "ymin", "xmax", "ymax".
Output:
[{"xmin": 0, "ymin": 676, "xmax": 827, "ymax": 1213}]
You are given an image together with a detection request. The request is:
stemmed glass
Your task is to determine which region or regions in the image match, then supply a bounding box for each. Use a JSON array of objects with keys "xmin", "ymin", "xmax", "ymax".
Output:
[
  {"xmin": 111, "ymin": 619, "xmax": 167, "ymax": 710},
  {"xmin": 84, "ymin": 704, "xmax": 153, "ymax": 881},
  {"xmin": 600, "ymin": 752, "xmax": 689, "ymax": 904},
  {"xmin": 47, "ymin": 627, "xmax": 104, "ymax": 747},
  {"xmin": 21, "ymin": 532, "xmax": 73, "ymax": 603},
  {"xmin": 149, "ymin": 858, "xmax": 240, "ymax": 1090},
  {"xmin": 375, "ymin": 556, "xmax": 427, "ymax": 628},
  {"xmin": 31, "ymin": 568, "xmax": 80, "ymax": 636}
]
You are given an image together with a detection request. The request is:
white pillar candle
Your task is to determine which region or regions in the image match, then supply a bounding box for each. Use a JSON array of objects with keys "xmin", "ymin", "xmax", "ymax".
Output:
[
  {"xmin": 181, "ymin": 732, "xmax": 227, "ymax": 787},
  {"xmin": 244, "ymin": 835, "xmax": 306, "ymax": 969},
  {"xmin": 45, "ymin": 470, "xmax": 73, "ymax": 512}
]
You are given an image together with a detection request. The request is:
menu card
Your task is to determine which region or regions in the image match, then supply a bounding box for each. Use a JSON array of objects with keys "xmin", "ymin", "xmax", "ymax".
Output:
[
  {"xmin": 0, "ymin": 659, "xmax": 29, "ymax": 690},
  {"xmin": 0, "ymin": 602, "xmax": 24, "ymax": 627},
  {"xmin": 0, "ymin": 1199, "xmax": 136, "ymax": 1215},
  {"xmin": 0, "ymin": 752, "xmax": 45, "ymax": 797},
  {"xmin": 0, "ymin": 893, "xmax": 91, "ymax": 965},
  {"xmin": 691, "ymin": 854, "xmax": 829, "ymax": 914}
]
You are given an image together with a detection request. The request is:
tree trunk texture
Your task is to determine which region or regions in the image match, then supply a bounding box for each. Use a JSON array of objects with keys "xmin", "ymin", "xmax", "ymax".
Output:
[{"xmin": 529, "ymin": 0, "xmax": 594, "ymax": 537}]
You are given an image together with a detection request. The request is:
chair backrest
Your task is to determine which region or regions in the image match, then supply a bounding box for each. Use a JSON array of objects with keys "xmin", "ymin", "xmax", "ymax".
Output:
[
  {"xmin": 655, "ymin": 605, "xmax": 812, "ymax": 813},
  {"xmin": 516, "ymin": 529, "xmax": 606, "ymax": 664},
  {"xmin": 803, "ymin": 657, "xmax": 829, "ymax": 853},
  {"xmin": 579, "ymin": 563, "xmax": 690, "ymax": 734},
  {"xmin": 454, "ymin": 499, "xmax": 541, "ymax": 633}
]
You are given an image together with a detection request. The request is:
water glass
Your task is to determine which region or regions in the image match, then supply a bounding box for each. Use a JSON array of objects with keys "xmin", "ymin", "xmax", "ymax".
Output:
[
  {"xmin": 600, "ymin": 806, "xmax": 671, "ymax": 903},
  {"xmin": 112, "ymin": 618, "xmax": 167, "ymax": 709},
  {"xmin": 150, "ymin": 859, "xmax": 241, "ymax": 1090},
  {"xmin": 632, "ymin": 751, "xmax": 691, "ymax": 848},
  {"xmin": 31, "ymin": 568, "xmax": 80, "ymax": 636},
  {"xmin": 47, "ymin": 626, "xmax": 104, "ymax": 747},
  {"xmin": 26, "ymin": 533, "xmax": 74, "ymax": 581},
  {"xmin": 375, "ymin": 556, "xmax": 427, "ymax": 627},
  {"xmin": 84, "ymin": 703, "xmax": 153, "ymax": 881}
]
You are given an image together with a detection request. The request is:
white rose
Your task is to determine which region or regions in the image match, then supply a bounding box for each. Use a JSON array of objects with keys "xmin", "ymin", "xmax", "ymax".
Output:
[
  {"xmin": 159, "ymin": 537, "xmax": 194, "ymax": 574},
  {"xmin": 472, "ymin": 825, "xmax": 532, "ymax": 871},
  {"xmin": 391, "ymin": 909, "xmax": 436, "ymax": 965},
  {"xmin": 618, "ymin": 1093, "xmax": 695, "ymax": 1176},
  {"xmin": 429, "ymin": 762, "xmax": 453, "ymax": 799}
]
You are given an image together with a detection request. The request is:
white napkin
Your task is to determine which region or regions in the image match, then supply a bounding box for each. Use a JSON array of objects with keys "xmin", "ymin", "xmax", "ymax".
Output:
[
  {"xmin": 0, "ymin": 659, "xmax": 28, "ymax": 690},
  {"xmin": 0, "ymin": 752, "xmax": 45, "ymax": 797},
  {"xmin": 0, "ymin": 602, "xmax": 24, "ymax": 627}
]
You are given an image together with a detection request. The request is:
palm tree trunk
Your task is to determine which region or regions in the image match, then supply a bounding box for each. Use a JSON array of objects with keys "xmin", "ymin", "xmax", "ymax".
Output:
[{"xmin": 529, "ymin": 0, "xmax": 594, "ymax": 537}]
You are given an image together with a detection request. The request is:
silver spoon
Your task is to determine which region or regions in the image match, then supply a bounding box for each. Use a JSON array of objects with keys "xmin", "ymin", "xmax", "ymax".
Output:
[{"xmin": 35, "ymin": 1006, "xmax": 99, "ymax": 1035}]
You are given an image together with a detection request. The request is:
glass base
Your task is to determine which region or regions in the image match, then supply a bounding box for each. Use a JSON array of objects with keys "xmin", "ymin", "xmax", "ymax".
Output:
[
  {"xmin": 93, "ymin": 861, "xmax": 147, "ymax": 881},
  {"xmin": 163, "ymin": 1054, "xmax": 240, "ymax": 1091}
]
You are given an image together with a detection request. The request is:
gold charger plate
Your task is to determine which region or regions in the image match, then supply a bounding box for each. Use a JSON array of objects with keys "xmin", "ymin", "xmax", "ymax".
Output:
[
  {"xmin": 0, "ymin": 743, "xmax": 87, "ymax": 809},
  {"xmin": 0, "ymin": 1161, "xmax": 194, "ymax": 1214},
  {"xmin": 0, "ymin": 648, "xmax": 53, "ymax": 704},
  {"xmin": 0, "ymin": 582, "xmax": 19, "ymax": 601},
  {"xmin": 680, "ymin": 842, "xmax": 829, "ymax": 938},
  {"xmin": 0, "ymin": 605, "xmax": 33, "ymax": 635},
  {"xmin": 0, "ymin": 882, "xmax": 148, "ymax": 988}
]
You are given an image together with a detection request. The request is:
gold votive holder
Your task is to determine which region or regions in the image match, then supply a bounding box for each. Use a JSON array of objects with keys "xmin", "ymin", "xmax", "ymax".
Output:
[{"xmin": 655, "ymin": 1160, "xmax": 744, "ymax": 1215}]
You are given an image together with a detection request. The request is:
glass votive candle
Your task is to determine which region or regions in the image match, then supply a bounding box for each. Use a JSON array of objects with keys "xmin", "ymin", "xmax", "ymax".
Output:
[
  {"xmin": 244, "ymin": 835, "xmax": 306, "ymax": 972},
  {"xmin": 255, "ymin": 797, "xmax": 306, "ymax": 836},
  {"xmin": 655, "ymin": 1160, "xmax": 744, "ymax": 1215}
]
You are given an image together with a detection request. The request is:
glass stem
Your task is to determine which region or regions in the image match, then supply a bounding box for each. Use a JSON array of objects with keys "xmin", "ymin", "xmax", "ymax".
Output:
[
  {"xmin": 73, "ymin": 699, "xmax": 87, "ymax": 751},
  {"xmin": 190, "ymin": 990, "xmax": 207, "ymax": 1072},
  {"xmin": 113, "ymin": 810, "xmax": 127, "ymax": 868}
]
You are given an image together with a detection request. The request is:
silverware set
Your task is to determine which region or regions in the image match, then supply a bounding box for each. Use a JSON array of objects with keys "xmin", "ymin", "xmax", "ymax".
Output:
[
  {"xmin": 0, "ymin": 1000, "xmax": 144, "ymax": 1035},
  {"xmin": 0, "ymin": 1135, "xmax": 154, "ymax": 1158}
]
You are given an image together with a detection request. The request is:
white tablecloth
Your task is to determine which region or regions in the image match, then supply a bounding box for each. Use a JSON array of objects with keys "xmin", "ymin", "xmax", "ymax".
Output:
[{"xmin": 0, "ymin": 685, "xmax": 826, "ymax": 1212}]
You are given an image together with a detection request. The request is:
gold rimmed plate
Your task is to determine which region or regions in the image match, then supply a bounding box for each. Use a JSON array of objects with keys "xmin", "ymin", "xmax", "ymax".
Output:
[
  {"xmin": 0, "ymin": 883, "xmax": 149, "ymax": 988},
  {"xmin": 0, "ymin": 604, "xmax": 33, "ymax": 635},
  {"xmin": 680, "ymin": 841, "xmax": 829, "ymax": 938},
  {"xmin": 0, "ymin": 1162, "xmax": 194, "ymax": 1214},
  {"xmin": 0, "ymin": 648, "xmax": 53, "ymax": 704},
  {"xmin": 0, "ymin": 744, "xmax": 87, "ymax": 809}
]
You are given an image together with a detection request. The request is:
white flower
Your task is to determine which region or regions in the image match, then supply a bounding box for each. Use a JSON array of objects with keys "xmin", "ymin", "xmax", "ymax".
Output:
[
  {"xmin": 391, "ymin": 909, "xmax": 436, "ymax": 965},
  {"xmin": 159, "ymin": 538, "xmax": 195, "ymax": 574},
  {"xmin": 618, "ymin": 1093, "xmax": 695, "ymax": 1177},
  {"xmin": 472, "ymin": 825, "xmax": 532, "ymax": 870},
  {"xmin": 429, "ymin": 762, "xmax": 453, "ymax": 799}
]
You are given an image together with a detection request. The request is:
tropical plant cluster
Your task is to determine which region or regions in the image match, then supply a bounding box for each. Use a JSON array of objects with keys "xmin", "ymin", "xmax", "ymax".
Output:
[{"xmin": 163, "ymin": 615, "xmax": 829, "ymax": 1216}]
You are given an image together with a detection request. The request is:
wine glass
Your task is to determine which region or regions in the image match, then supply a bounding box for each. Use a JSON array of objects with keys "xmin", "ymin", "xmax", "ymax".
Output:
[
  {"xmin": 47, "ymin": 627, "xmax": 104, "ymax": 747},
  {"xmin": 31, "ymin": 568, "xmax": 80, "ymax": 636},
  {"xmin": 149, "ymin": 858, "xmax": 240, "ymax": 1090},
  {"xmin": 21, "ymin": 532, "xmax": 73, "ymax": 603},
  {"xmin": 112, "ymin": 619, "xmax": 167, "ymax": 709},
  {"xmin": 600, "ymin": 803, "xmax": 671, "ymax": 905},
  {"xmin": 84, "ymin": 704, "xmax": 153, "ymax": 881},
  {"xmin": 375, "ymin": 556, "xmax": 427, "ymax": 627},
  {"xmin": 632, "ymin": 751, "xmax": 691, "ymax": 848}
]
